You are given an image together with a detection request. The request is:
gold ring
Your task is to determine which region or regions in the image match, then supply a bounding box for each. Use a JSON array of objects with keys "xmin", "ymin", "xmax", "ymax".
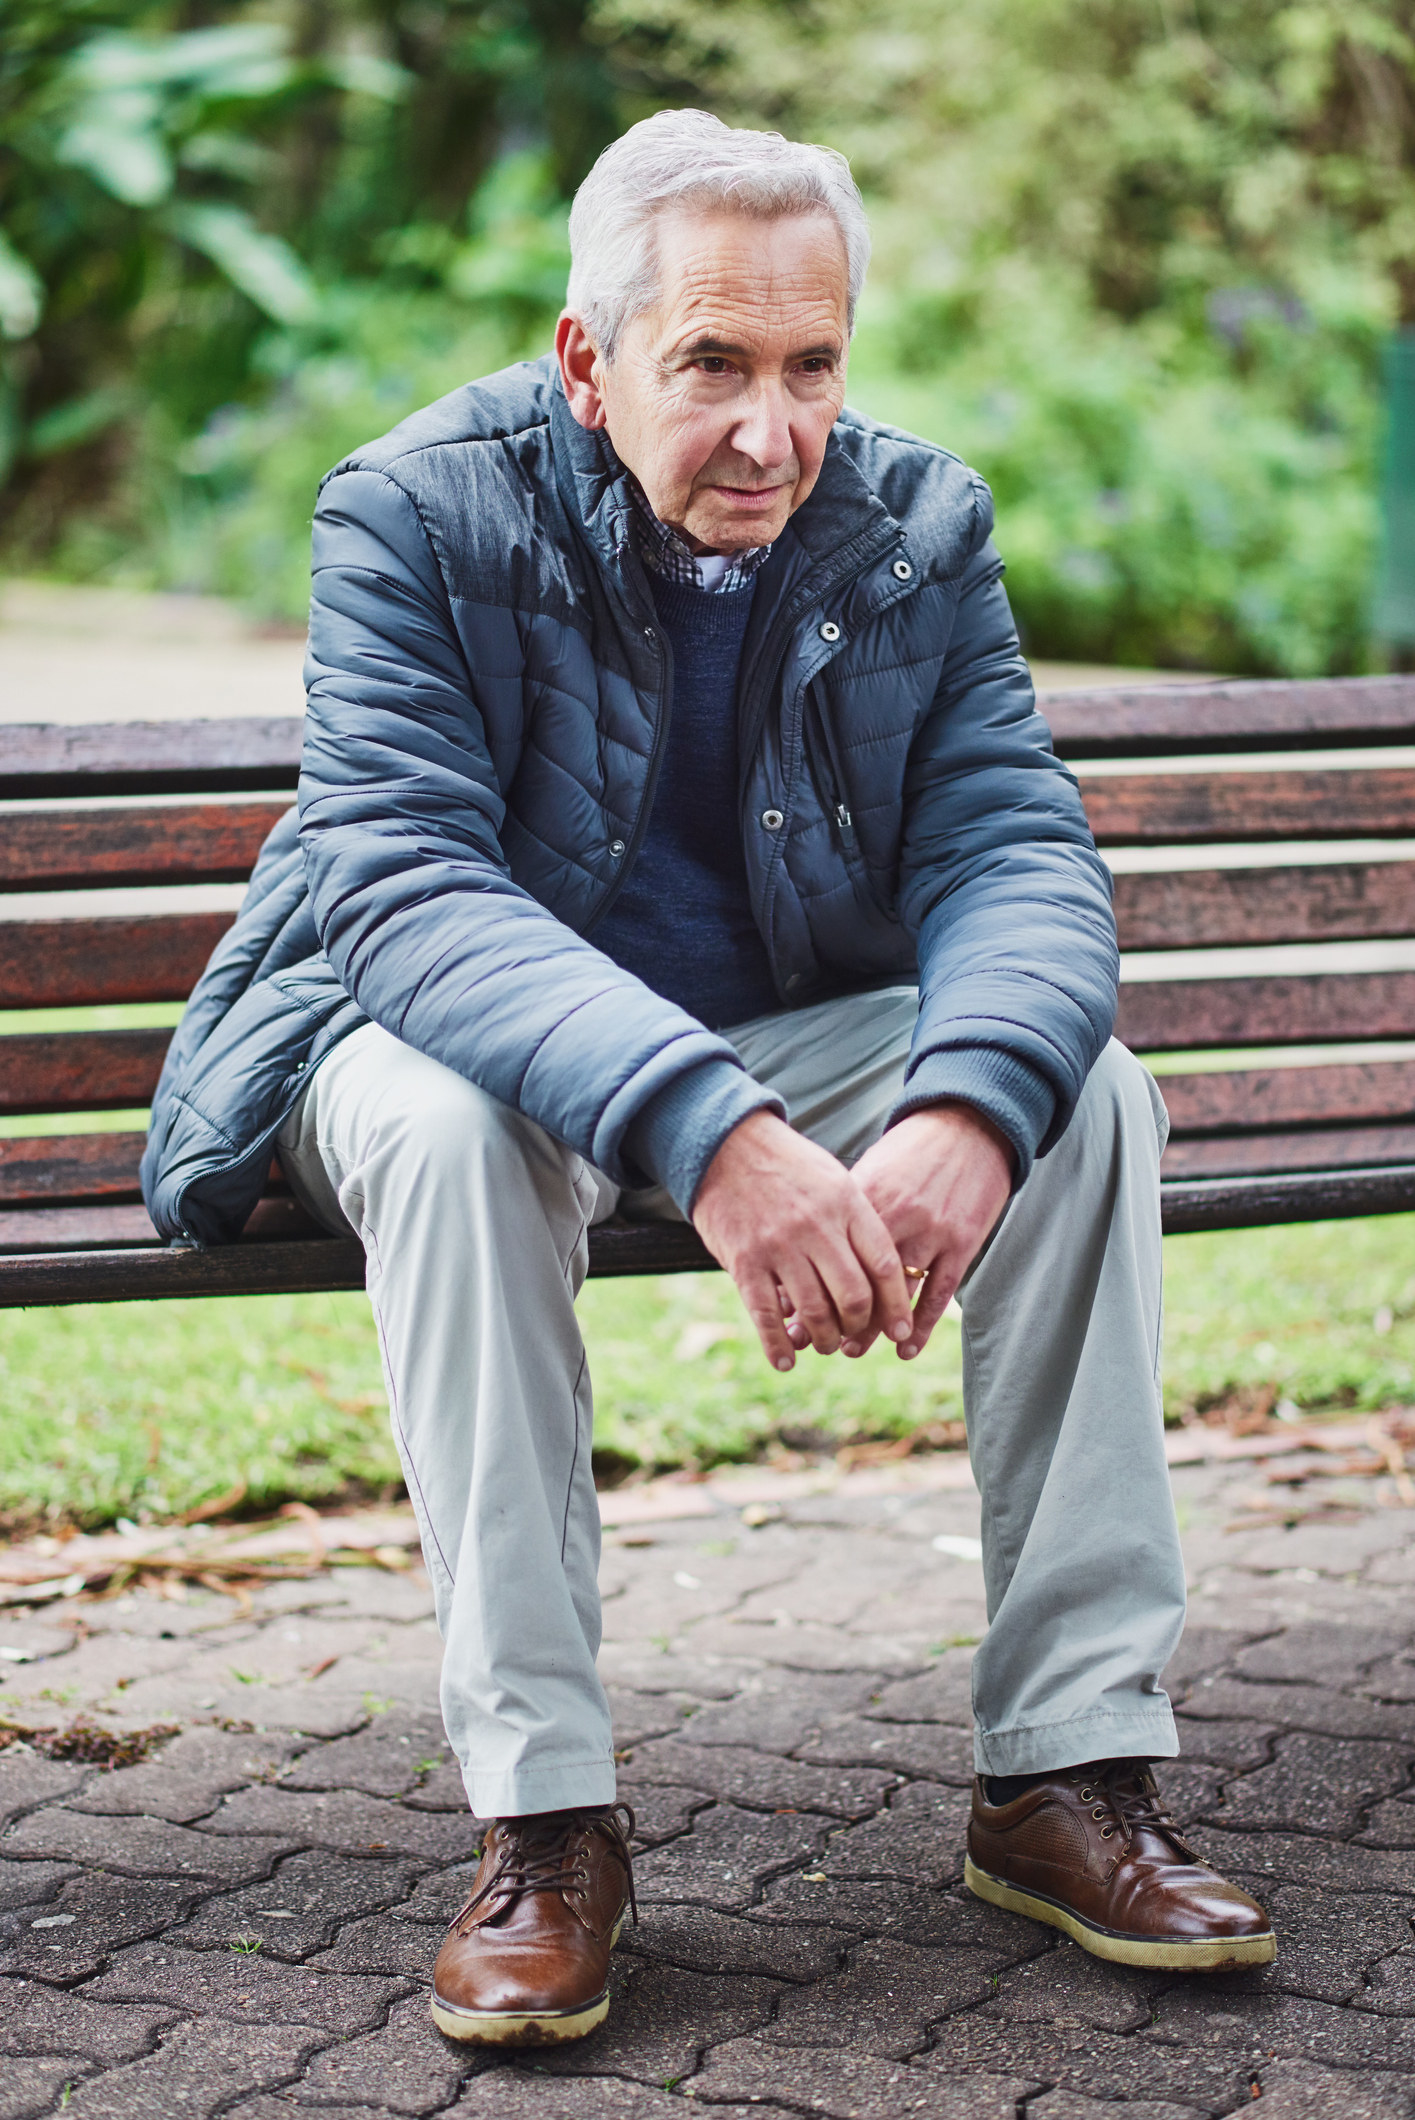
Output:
[{"xmin": 903, "ymin": 1264, "xmax": 927, "ymax": 1281}]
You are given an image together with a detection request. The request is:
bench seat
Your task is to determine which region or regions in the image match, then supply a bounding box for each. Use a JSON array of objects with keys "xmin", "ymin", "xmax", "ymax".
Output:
[{"xmin": 5, "ymin": 676, "xmax": 1415, "ymax": 1307}]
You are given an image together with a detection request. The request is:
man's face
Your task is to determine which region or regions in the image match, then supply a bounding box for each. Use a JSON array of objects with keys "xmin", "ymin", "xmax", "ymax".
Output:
[{"xmin": 560, "ymin": 208, "xmax": 850, "ymax": 554}]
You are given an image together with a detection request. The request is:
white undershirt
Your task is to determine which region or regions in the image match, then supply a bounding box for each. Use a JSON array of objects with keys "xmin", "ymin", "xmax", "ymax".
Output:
[{"xmin": 694, "ymin": 551, "xmax": 738, "ymax": 591}]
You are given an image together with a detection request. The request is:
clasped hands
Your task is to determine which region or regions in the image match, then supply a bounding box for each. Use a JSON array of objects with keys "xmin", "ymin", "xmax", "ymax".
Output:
[{"xmin": 691, "ymin": 1103, "xmax": 1014, "ymax": 1372}]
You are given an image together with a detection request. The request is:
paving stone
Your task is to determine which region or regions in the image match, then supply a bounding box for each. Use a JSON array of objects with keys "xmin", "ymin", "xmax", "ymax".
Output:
[
  {"xmin": 277, "ymin": 1713, "xmax": 448, "ymax": 1797},
  {"xmin": 378, "ymin": 1861, "xmax": 481, "ymax": 1928},
  {"xmin": 85, "ymin": 1938, "xmax": 410, "ymax": 2031},
  {"xmin": 1, "ymin": 1808, "xmax": 295, "ymax": 1882},
  {"xmin": 1177, "ymin": 1676, "xmax": 1415, "ymax": 1745},
  {"xmin": 619, "ymin": 1737, "xmax": 895, "ymax": 1819},
  {"xmin": 1023, "ymin": 2098, "xmax": 1207, "ymax": 2120},
  {"xmin": 284, "ymin": 1991, "xmax": 485, "ymax": 2111},
  {"xmin": 197, "ymin": 1784, "xmax": 484, "ymax": 1861},
  {"xmin": 401, "ymin": 1763, "xmax": 468, "ymax": 1812},
  {"xmin": 917, "ymin": 2014, "xmax": 1255, "ymax": 2111},
  {"xmin": 792, "ymin": 1716, "xmax": 975, "ymax": 1785},
  {"xmin": 627, "ymin": 1783, "xmax": 712, "ymax": 1847},
  {"xmin": 170, "ymin": 1848, "xmax": 428, "ymax": 1959},
  {"xmin": 463, "ymin": 2071, "xmax": 761, "ymax": 2120},
  {"xmin": 1244, "ymin": 2057, "xmax": 1415, "ymax": 2119},
  {"xmin": 815, "ymin": 1781, "xmax": 973, "ymax": 1885},
  {"xmin": 632, "ymin": 1802, "xmax": 830, "ymax": 1910},
  {"xmin": 1232, "ymin": 1623, "xmax": 1410, "ymax": 1688},
  {"xmin": 608, "ymin": 1686, "xmax": 693, "ymax": 1749},
  {"xmin": 1151, "ymin": 1759, "xmax": 1226, "ymax": 1827},
  {"xmin": 1214, "ymin": 1732, "xmax": 1412, "ymax": 1835},
  {"xmin": 1357, "ymin": 1800, "xmax": 1415, "ymax": 1848},
  {"xmin": 0, "ymin": 1860, "xmax": 72, "ymax": 1912},
  {"xmin": 0, "ymin": 1984, "xmax": 179, "ymax": 2060},
  {"xmin": 1361, "ymin": 1653, "xmax": 1415, "ymax": 1704},
  {"xmin": 0, "ymin": 1868, "xmax": 203, "ymax": 1984},
  {"xmin": 526, "ymin": 1959, "xmax": 780, "ymax": 2083},
  {"xmin": 1160, "ymin": 1624, "xmax": 1262, "ymax": 1695},
  {"xmin": 596, "ymin": 1647, "xmax": 760, "ymax": 1698},
  {"xmin": 762, "ymin": 1937, "xmax": 1000, "ymax": 2057},
  {"xmin": 677, "ymin": 1673, "xmax": 883, "ymax": 1753},
  {"xmin": 1194, "ymin": 1825, "xmax": 1415, "ymax": 1895},
  {"xmin": 985, "ymin": 1943, "xmax": 1157, "ymax": 2031},
  {"xmin": 0, "ymin": 2058, "xmax": 94, "ymax": 2119},
  {"xmin": 690, "ymin": 2038, "xmax": 1030, "ymax": 2118},
  {"xmin": 754, "ymin": 1875, "xmax": 1038, "ymax": 1956},
  {"xmin": 625, "ymin": 1902, "xmax": 850, "ymax": 1982},
  {"xmin": 0, "ymin": 1753, "xmax": 94, "ymax": 1826},
  {"xmin": 1170, "ymin": 1715, "xmax": 1276, "ymax": 1771},
  {"xmin": 1142, "ymin": 1985, "xmax": 1415, "ymax": 2073},
  {"xmin": 687, "ymin": 1618, "xmax": 928, "ymax": 1675},
  {"xmin": 1264, "ymin": 1886, "xmax": 1415, "ymax": 2003},
  {"xmin": 860, "ymin": 1653, "xmax": 975, "ymax": 1728},
  {"xmin": 59, "ymin": 2016, "xmax": 333, "ymax": 2118},
  {"xmin": 231, "ymin": 2104, "xmax": 411, "ymax": 2120},
  {"xmin": 63, "ymin": 1728, "xmax": 296, "ymax": 1823},
  {"xmin": 1355, "ymin": 1939, "xmax": 1415, "ymax": 2015},
  {"xmin": 308, "ymin": 1910, "xmax": 439, "ymax": 1982}
]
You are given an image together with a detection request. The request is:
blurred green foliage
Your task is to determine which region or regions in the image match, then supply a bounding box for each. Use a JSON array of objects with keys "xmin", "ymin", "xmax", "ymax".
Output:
[{"xmin": 2, "ymin": 0, "xmax": 1413, "ymax": 669}]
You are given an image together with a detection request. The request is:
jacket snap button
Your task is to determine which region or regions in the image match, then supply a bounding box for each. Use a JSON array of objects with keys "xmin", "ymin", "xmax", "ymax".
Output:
[
  {"xmin": 643, "ymin": 625, "xmax": 656, "ymax": 640},
  {"xmin": 608, "ymin": 838, "xmax": 625, "ymax": 858},
  {"xmin": 761, "ymin": 807, "xmax": 785, "ymax": 831},
  {"xmin": 892, "ymin": 558, "xmax": 913, "ymax": 580},
  {"xmin": 819, "ymin": 620, "xmax": 841, "ymax": 643}
]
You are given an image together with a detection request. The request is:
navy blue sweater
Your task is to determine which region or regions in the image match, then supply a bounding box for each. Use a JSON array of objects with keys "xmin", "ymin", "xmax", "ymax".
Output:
[{"xmin": 594, "ymin": 573, "xmax": 778, "ymax": 1034}]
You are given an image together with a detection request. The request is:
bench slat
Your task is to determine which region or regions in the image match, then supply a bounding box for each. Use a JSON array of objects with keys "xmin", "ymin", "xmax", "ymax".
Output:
[
  {"xmin": 1080, "ymin": 766, "xmax": 1415, "ymax": 844},
  {"xmin": 1163, "ymin": 1123, "xmax": 1415, "ymax": 1179},
  {"xmin": 1113, "ymin": 863, "xmax": 1415, "ymax": 952},
  {"xmin": 5, "ymin": 1165, "xmax": 1415, "ymax": 1304},
  {"xmin": 0, "ymin": 1133, "xmax": 144, "ymax": 1206},
  {"xmin": 1117, "ymin": 971, "xmax": 1415, "ymax": 1051},
  {"xmin": 0, "ymin": 1030, "xmax": 171, "ymax": 1115},
  {"xmin": 0, "ymin": 719, "xmax": 303, "ymax": 799},
  {"xmin": 1044, "ymin": 677, "xmax": 1415, "ymax": 758},
  {"xmin": 0, "ymin": 802, "xmax": 286, "ymax": 891},
  {"xmin": 0, "ymin": 915, "xmax": 232, "ymax": 1009},
  {"xmin": 1161, "ymin": 1059, "xmax": 1415, "ymax": 1133}
]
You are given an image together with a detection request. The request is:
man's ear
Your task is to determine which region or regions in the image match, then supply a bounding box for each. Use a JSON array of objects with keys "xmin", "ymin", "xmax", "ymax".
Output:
[{"xmin": 556, "ymin": 314, "xmax": 608, "ymax": 430}]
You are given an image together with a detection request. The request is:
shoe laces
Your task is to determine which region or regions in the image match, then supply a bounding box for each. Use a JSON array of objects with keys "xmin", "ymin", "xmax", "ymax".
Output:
[
  {"xmin": 1069, "ymin": 1762, "xmax": 1194, "ymax": 1858},
  {"xmin": 455, "ymin": 1801, "xmax": 638, "ymax": 1932}
]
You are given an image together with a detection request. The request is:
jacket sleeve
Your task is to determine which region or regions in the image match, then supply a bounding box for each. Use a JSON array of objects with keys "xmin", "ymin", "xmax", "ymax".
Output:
[
  {"xmin": 298, "ymin": 465, "xmax": 779, "ymax": 1207},
  {"xmin": 891, "ymin": 512, "xmax": 1119, "ymax": 1181}
]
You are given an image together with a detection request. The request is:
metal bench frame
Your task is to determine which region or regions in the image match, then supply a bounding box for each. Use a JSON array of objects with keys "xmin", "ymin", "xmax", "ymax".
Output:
[{"xmin": 5, "ymin": 675, "xmax": 1415, "ymax": 1307}]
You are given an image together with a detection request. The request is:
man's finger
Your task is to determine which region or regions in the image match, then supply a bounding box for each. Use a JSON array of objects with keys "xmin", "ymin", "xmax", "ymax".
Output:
[
  {"xmin": 847, "ymin": 1198, "xmax": 914, "ymax": 1343},
  {"xmin": 778, "ymin": 1259, "xmax": 846, "ymax": 1355},
  {"xmin": 897, "ymin": 1258, "xmax": 957, "ymax": 1360},
  {"xmin": 740, "ymin": 1271, "xmax": 800, "ymax": 1371}
]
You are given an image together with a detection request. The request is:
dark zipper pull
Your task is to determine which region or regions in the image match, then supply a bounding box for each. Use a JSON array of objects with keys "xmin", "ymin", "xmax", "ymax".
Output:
[{"xmin": 834, "ymin": 800, "xmax": 855, "ymax": 846}]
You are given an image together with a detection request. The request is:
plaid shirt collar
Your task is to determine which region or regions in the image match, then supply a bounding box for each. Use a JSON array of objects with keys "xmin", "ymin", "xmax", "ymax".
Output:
[{"xmin": 629, "ymin": 480, "xmax": 771, "ymax": 595}]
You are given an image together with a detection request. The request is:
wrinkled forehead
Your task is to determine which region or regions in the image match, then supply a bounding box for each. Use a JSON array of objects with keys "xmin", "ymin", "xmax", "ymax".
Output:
[{"xmin": 639, "ymin": 206, "xmax": 850, "ymax": 351}]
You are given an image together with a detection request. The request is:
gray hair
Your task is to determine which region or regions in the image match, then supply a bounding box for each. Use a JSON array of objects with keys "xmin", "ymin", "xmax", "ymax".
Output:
[{"xmin": 566, "ymin": 108, "xmax": 870, "ymax": 359}]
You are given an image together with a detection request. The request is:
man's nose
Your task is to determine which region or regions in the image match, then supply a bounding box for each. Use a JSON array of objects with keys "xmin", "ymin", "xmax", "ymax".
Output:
[{"xmin": 730, "ymin": 379, "xmax": 795, "ymax": 470}]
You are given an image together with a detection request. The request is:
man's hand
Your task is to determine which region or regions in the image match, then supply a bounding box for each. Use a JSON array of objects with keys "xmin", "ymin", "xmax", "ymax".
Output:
[
  {"xmin": 845, "ymin": 1103, "xmax": 1014, "ymax": 1361},
  {"xmin": 692, "ymin": 1111, "xmax": 914, "ymax": 1371}
]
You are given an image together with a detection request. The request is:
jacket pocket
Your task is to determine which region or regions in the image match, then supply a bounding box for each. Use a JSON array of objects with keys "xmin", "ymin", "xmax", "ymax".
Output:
[{"xmin": 804, "ymin": 692, "xmax": 890, "ymax": 916}]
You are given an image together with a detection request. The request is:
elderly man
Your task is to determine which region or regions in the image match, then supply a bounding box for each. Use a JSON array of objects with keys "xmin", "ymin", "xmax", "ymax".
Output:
[{"xmin": 143, "ymin": 108, "xmax": 1275, "ymax": 2044}]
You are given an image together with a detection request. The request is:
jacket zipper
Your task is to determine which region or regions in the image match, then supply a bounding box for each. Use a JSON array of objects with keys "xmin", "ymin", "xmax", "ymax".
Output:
[{"xmin": 581, "ymin": 541, "xmax": 674, "ymax": 935}]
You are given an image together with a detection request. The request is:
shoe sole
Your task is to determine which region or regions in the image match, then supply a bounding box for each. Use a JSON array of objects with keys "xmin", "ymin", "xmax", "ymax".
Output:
[
  {"xmin": 963, "ymin": 1855, "xmax": 1277, "ymax": 1970},
  {"xmin": 429, "ymin": 1914, "xmax": 625, "ymax": 2046}
]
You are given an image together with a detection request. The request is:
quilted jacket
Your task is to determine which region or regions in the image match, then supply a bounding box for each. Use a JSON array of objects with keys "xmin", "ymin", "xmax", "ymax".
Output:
[{"xmin": 141, "ymin": 356, "xmax": 1118, "ymax": 1245}]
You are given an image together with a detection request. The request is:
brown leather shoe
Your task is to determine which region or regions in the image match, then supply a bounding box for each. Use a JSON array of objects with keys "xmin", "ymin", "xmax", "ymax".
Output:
[
  {"xmin": 965, "ymin": 1761, "xmax": 1275, "ymax": 1970},
  {"xmin": 431, "ymin": 1803, "xmax": 636, "ymax": 2044}
]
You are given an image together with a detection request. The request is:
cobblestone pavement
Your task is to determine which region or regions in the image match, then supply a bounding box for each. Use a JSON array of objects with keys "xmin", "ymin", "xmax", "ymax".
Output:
[{"xmin": 2, "ymin": 1446, "xmax": 1415, "ymax": 2118}]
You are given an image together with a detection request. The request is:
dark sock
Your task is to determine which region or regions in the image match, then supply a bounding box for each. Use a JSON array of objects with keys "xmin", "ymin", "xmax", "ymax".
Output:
[{"xmin": 984, "ymin": 1771, "xmax": 1052, "ymax": 1805}]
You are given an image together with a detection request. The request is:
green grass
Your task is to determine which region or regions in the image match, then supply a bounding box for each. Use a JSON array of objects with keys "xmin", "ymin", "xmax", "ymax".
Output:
[{"xmin": 1, "ymin": 1217, "xmax": 1412, "ymax": 1528}]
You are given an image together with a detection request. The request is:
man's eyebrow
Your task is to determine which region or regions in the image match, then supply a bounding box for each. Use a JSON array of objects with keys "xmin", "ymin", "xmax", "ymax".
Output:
[{"xmin": 674, "ymin": 336, "xmax": 842, "ymax": 362}]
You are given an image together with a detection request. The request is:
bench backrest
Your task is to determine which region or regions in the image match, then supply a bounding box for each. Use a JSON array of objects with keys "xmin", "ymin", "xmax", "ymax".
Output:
[{"xmin": 4, "ymin": 674, "xmax": 1415, "ymax": 1254}]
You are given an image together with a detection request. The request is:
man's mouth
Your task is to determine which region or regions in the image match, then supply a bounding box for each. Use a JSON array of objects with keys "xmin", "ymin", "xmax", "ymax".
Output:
[{"xmin": 712, "ymin": 484, "xmax": 788, "ymax": 509}]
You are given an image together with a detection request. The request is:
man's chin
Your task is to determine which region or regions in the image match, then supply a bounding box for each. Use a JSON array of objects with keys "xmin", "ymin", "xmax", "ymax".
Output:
[{"xmin": 685, "ymin": 502, "xmax": 792, "ymax": 552}]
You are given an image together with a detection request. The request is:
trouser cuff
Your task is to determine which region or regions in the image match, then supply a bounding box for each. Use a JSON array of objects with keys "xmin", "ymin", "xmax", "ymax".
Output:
[
  {"xmin": 462, "ymin": 1757, "xmax": 619, "ymax": 1819},
  {"xmin": 973, "ymin": 1704, "xmax": 1179, "ymax": 1777}
]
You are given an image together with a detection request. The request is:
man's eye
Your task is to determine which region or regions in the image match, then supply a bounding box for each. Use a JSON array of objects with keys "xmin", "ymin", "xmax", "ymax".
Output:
[
  {"xmin": 697, "ymin": 357, "xmax": 731, "ymax": 375},
  {"xmin": 799, "ymin": 358, "xmax": 833, "ymax": 375}
]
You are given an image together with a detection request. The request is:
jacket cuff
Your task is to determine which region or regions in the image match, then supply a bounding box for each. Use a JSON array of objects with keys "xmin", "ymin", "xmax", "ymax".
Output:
[
  {"xmin": 623, "ymin": 1059, "xmax": 785, "ymax": 1217},
  {"xmin": 888, "ymin": 1047, "xmax": 1056, "ymax": 1189}
]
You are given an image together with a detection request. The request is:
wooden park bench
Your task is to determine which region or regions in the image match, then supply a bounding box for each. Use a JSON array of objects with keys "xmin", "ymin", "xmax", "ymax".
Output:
[{"xmin": 4, "ymin": 675, "xmax": 1415, "ymax": 1308}]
